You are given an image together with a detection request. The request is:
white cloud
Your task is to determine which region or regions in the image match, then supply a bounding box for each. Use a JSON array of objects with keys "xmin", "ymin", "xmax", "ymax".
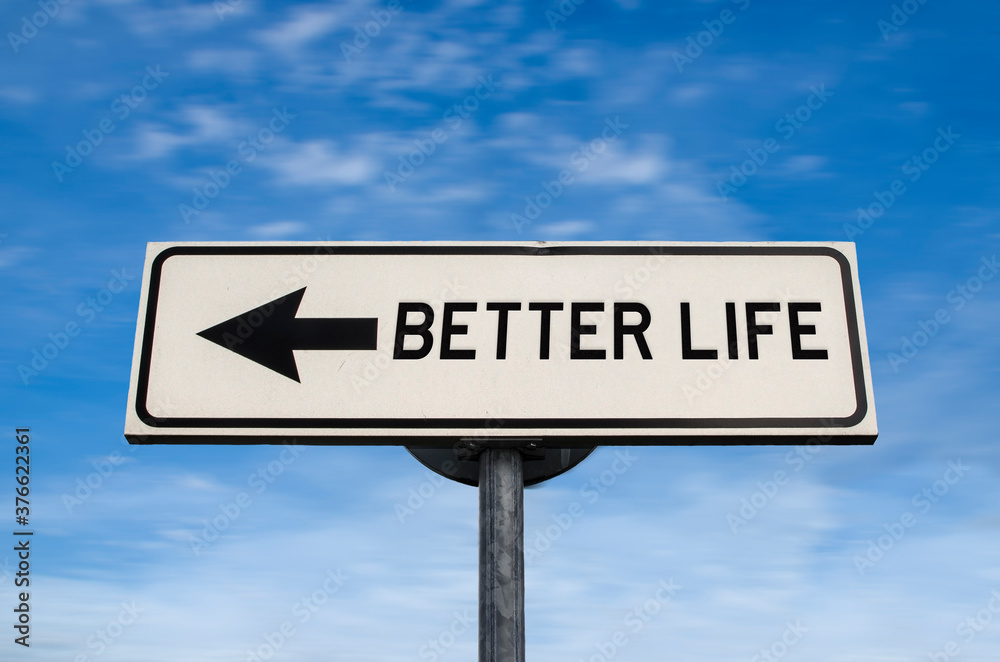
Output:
[
  {"xmin": 670, "ymin": 82, "xmax": 716, "ymax": 105},
  {"xmin": 113, "ymin": 1, "xmax": 232, "ymax": 35},
  {"xmin": 900, "ymin": 101, "xmax": 930, "ymax": 115},
  {"xmin": 770, "ymin": 154, "xmax": 832, "ymax": 181},
  {"xmin": 187, "ymin": 48, "xmax": 261, "ymax": 78},
  {"xmin": 0, "ymin": 86, "xmax": 38, "ymax": 104},
  {"xmin": 579, "ymin": 141, "xmax": 670, "ymax": 185},
  {"xmin": 0, "ymin": 246, "xmax": 35, "ymax": 269},
  {"xmin": 130, "ymin": 105, "xmax": 249, "ymax": 160},
  {"xmin": 550, "ymin": 46, "xmax": 605, "ymax": 79},
  {"xmin": 255, "ymin": 5, "xmax": 355, "ymax": 55},
  {"xmin": 535, "ymin": 219, "xmax": 596, "ymax": 238},
  {"xmin": 247, "ymin": 220, "xmax": 308, "ymax": 238},
  {"xmin": 263, "ymin": 140, "xmax": 378, "ymax": 186}
]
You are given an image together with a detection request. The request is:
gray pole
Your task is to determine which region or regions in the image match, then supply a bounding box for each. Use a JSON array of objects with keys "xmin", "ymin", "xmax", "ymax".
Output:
[{"xmin": 479, "ymin": 448, "xmax": 525, "ymax": 662}]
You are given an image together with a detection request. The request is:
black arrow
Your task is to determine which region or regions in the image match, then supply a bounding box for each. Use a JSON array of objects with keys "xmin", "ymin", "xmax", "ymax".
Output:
[{"xmin": 197, "ymin": 287, "xmax": 378, "ymax": 383}]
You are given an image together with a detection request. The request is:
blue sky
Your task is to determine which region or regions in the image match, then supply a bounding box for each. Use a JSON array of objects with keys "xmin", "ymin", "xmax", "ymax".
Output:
[{"xmin": 2, "ymin": 0, "xmax": 999, "ymax": 660}]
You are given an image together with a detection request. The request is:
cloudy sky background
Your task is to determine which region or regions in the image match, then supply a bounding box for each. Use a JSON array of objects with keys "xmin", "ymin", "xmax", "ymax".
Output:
[{"xmin": 2, "ymin": 0, "xmax": 999, "ymax": 660}]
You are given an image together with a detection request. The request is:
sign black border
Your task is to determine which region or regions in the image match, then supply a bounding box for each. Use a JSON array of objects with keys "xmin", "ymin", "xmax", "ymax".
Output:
[{"xmin": 135, "ymin": 245, "xmax": 869, "ymax": 433}]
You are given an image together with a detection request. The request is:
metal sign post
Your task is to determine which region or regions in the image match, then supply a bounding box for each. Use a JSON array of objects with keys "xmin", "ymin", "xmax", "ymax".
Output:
[{"xmin": 479, "ymin": 448, "xmax": 525, "ymax": 662}]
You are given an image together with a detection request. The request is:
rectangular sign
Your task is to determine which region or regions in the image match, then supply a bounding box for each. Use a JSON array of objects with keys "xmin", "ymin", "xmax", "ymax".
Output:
[{"xmin": 124, "ymin": 242, "xmax": 877, "ymax": 446}]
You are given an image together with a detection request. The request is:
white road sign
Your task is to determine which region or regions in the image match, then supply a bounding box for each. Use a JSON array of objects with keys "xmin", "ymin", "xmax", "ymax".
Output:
[{"xmin": 124, "ymin": 242, "xmax": 877, "ymax": 445}]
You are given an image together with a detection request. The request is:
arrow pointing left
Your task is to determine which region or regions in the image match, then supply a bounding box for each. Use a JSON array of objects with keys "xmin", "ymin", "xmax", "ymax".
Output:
[{"xmin": 197, "ymin": 287, "xmax": 378, "ymax": 383}]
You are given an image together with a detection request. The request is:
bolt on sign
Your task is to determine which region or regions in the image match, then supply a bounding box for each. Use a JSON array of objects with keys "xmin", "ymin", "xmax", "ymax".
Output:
[{"xmin": 124, "ymin": 242, "xmax": 877, "ymax": 446}]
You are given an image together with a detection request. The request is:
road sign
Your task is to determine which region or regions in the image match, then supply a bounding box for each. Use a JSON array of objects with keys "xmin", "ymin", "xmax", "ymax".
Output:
[{"xmin": 124, "ymin": 242, "xmax": 877, "ymax": 445}]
